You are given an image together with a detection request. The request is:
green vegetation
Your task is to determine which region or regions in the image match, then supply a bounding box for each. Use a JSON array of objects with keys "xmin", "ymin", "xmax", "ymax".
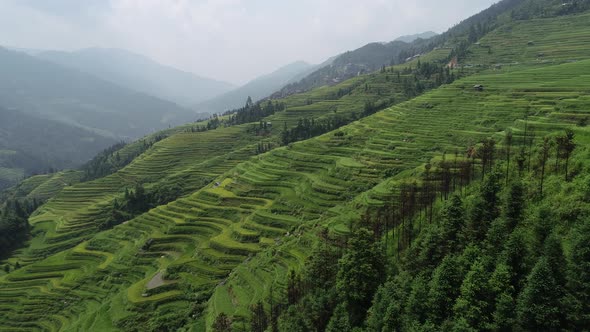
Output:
[
  {"xmin": 2, "ymin": 1, "xmax": 590, "ymax": 331},
  {"xmin": 280, "ymin": 135, "xmax": 590, "ymax": 330},
  {"xmin": 0, "ymin": 199, "xmax": 38, "ymax": 259}
]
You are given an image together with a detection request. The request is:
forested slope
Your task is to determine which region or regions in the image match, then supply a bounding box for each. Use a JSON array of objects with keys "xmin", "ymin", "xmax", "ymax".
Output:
[{"xmin": 0, "ymin": 108, "xmax": 116, "ymax": 190}]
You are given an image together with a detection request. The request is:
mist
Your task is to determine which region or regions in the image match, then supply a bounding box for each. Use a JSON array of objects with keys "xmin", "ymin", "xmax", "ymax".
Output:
[{"xmin": 0, "ymin": 0, "xmax": 498, "ymax": 84}]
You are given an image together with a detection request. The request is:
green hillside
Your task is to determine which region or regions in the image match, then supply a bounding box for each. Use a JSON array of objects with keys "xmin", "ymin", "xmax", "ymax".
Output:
[
  {"xmin": 2, "ymin": 171, "xmax": 83, "ymax": 203},
  {"xmin": 2, "ymin": 2, "xmax": 590, "ymax": 331}
]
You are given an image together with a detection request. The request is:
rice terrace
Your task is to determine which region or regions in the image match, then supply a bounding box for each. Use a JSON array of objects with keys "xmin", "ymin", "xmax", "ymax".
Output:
[{"xmin": 1, "ymin": 0, "xmax": 590, "ymax": 331}]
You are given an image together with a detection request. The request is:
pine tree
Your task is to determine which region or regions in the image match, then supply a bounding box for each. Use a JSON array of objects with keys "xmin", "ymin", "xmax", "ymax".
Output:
[
  {"xmin": 504, "ymin": 129, "xmax": 513, "ymax": 184},
  {"xmin": 543, "ymin": 234, "xmax": 567, "ymax": 286},
  {"xmin": 501, "ymin": 230, "xmax": 529, "ymax": 293},
  {"xmin": 469, "ymin": 170, "xmax": 501, "ymax": 241},
  {"xmin": 336, "ymin": 228, "xmax": 385, "ymax": 326},
  {"xmin": 428, "ymin": 255, "xmax": 465, "ymax": 324},
  {"xmin": 567, "ymin": 221, "xmax": 590, "ymax": 328},
  {"xmin": 505, "ymin": 181, "xmax": 525, "ymax": 229},
  {"xmin": 440, "ymin": 195, "xmax": 466, "ymax": 252},
  {"xmin": 382, "ymin": 273, "xmax": 413, "ymax": 331},
  {"xmin": 516, "ymin": 257, "xmax": 566, "ymax": 330},
  {"xmin": 278, "ymin": 306, "xmax": 312, "ymax": 332},
  {"xmin": 488, "ymin": 263, "xmax": 516, "ymax": 330},
  {"xmin": 287, "ymin": 271, "xmax": 302, "ymax": 305},
  {"xmin": 326, "ymin": 303, "xmax": 351, "ymax": 332},
  {"xmin": 404, "ymin": 274, "xmax": 430, "ymax": 327},
  {"xmin": 304, "ymin": 235, "xmax": 339, "ymax": 291},
  {"xmin": 453, "ymin": 259, "xmax": 493, "ymax": 330},
  {"xmin": 480, "ymin": 138, "xmax": 496, "ymax": 176},
  {"xmin": 538, "ymin": 136, "xmax": 553, "ymax": 196},
  {"xmin": 556, "ymin": 129, "xmax": 576, "ymax": 180}
]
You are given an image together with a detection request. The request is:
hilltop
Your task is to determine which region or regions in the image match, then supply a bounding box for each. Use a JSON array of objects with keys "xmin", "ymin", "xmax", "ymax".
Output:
[{"xmin": 394, "ymin": 31, "xmax": 438, "ymax": 43}]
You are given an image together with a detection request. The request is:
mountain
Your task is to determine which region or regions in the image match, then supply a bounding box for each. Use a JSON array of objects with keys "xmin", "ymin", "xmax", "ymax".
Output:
[
  {"xmin": 394, "ymin": 31, "xmax": 438, "ymax": 43},
  {"xmin": 194, "ymin": 61, "xmax": 316, "ymax": 113},
  {"xmin": 272, "ymin": 0, "xmax": 532, "ymax": 99},
  {"xmin": 0, "ymin": 108, "xmax": 116, "ymax": 189},
  {"xmin": 272, "ymin": 39, "xmax": 421, "ymax": 98},
  {"xmin": 0, "ymin": 46, "xmax": 197, "ymax": 139},
  {"xmin": 36, "ymin": 48, "xmax": 234, "ymax": 107},
  {"xmin": 3, "ymin": 0, "xmax": 590, "ymax": 331}
]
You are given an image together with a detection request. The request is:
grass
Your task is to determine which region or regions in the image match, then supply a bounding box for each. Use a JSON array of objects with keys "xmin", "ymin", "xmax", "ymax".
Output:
[{"xmin": 1, "ymin": 10, "xmax": 590, "ymax": 331}]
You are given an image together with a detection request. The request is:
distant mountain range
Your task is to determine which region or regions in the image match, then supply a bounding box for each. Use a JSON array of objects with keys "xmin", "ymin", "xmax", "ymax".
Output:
[
  {"xmin": 0, "ymin": 46, "xmax": 198, "ymax": 139},
  {"xmin": 0, "ymin": 30, "xmax": 442, "ymax": 188},
  {"xmin": 0, "ymin": 46, "xmax": 205, "ymax": 188},
  {"xmin": 194, "ymin": 31, "xmax": 440, "ymax": 111},
  {"xmin": 0, "ymin": 107, "xmax": 117, "ymax": 189},
  {"xmin": 35, "ymin": 47, "xmax": 234, "ymax": 107},
  {"xmin": 194, "ymin": 61, "xmax": 317, "ymax": 113}
]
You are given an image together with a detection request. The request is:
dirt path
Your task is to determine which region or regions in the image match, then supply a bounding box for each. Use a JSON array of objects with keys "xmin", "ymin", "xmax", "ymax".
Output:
[{"xmin": 146, "ymin": 271, "xmax": 166, "ymax": 290}]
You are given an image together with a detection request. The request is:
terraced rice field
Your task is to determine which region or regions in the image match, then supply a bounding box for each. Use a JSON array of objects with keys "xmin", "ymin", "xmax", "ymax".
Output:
[
  {"xmin": 9, "ymin": 171, "xmax": 84, "ymax": 202},
  {"xmin": 467, "ymin": 12, "xmax": 590, "ymax": 70},
  {"xmin": 1, "ymin": 55, "xmax": 589, "ymax": 330},
  {"xmin": 2, "ymin": 11, "xmax": 590, "ymax": 330},
  {"xmin": 7, "ymin": 54, "xmax": 447, "ymax": 273}
]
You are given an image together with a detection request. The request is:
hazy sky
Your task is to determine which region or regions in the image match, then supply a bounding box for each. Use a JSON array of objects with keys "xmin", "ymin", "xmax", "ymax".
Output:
[{"xmin": 0, "ymin": 0, "xmax": 498, "ymax": 85}]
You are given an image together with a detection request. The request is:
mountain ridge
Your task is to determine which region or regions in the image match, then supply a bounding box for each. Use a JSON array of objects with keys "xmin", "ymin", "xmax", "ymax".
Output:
[
  {"xmin": 194, "ymin": 60, "xmax": 316, "ymax": 114},
  {"xmin": 394, "ymin": 31, "xmax": 438, "ymax": 43},
  {"xmin": 36, "ymin": 47, "xmax": 234, "ymax": 107},
  {"xmin": 0, "ymin": 46, "xmax": 198, "ymax": 139}
]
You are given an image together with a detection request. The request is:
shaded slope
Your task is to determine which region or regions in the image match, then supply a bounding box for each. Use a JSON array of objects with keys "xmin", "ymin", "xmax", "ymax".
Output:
[
  {"xmin": 0, "ymin": 108, "xmax": 116, "ymax": 189},
  {"xmin": 0, "ymin": 47, "xmax": 196, "ymax": 139},
  {"xmin": 37, "ymin": 48, "xmax": 234, "ymax": 107}
]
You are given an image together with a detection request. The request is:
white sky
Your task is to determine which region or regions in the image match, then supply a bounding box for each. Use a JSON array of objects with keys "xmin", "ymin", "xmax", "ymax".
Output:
[{"xmin": 0, "ymin": 0, "xmax": 498, "ymax": 85}]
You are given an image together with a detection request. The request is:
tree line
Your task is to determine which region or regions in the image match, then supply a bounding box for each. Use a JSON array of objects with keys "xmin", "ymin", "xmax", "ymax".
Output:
[
  {"xmin": 98, "ymin": 182, "xmax": 183, "ymax": 231},
  {"xmin": 81, "ymin": 134, "xmax": 167, "ymax": 182},
  {"xmin": 0, "ymin": 198, "xmax": 40, "ymax": 262}
]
